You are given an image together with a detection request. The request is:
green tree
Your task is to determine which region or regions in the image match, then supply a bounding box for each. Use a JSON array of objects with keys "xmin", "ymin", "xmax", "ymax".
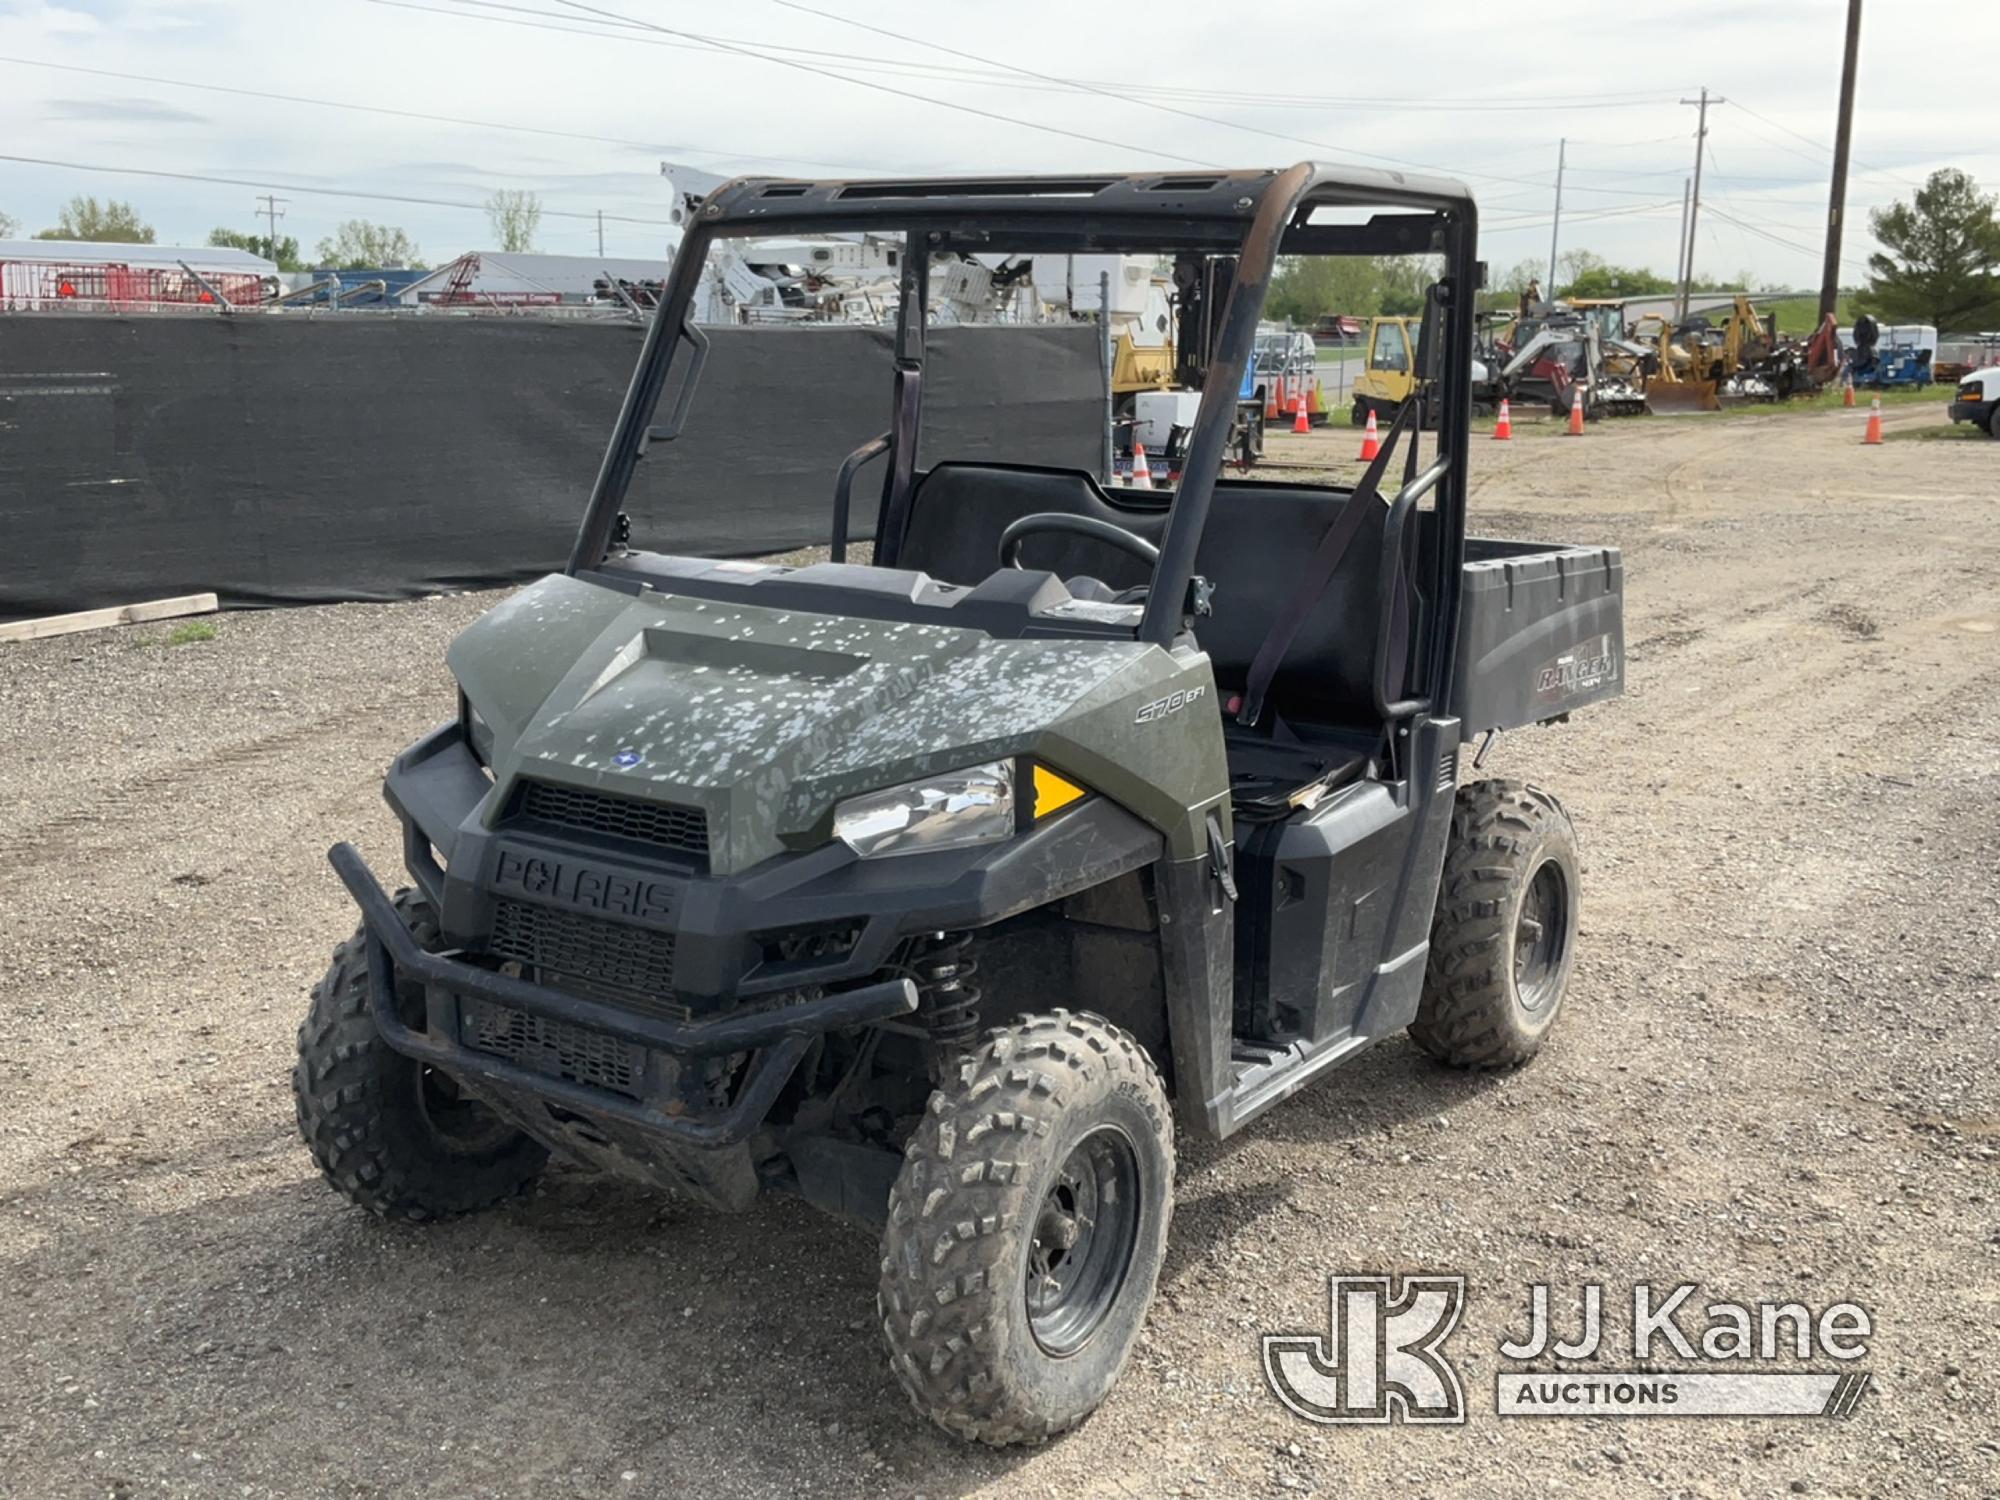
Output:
[
  {"xmin": 34, "ymin": 195, "xmax": 154, "ymax": 243},
  {"xmin": 1564, "ymin": 263, "xmax": 1675, "ymax": 299},
  {"xmin": 314, "ymin": 220, "xmax": 424, "ymax": 269},
  {"xmin": 1265, "ymin": 254, "xmax": 1384, "ymax": 323},
  {"xmin": 484, "ymin": 189, "xmax": 542, "ymax": 253},
  {"xmin": 1858, "ymin": 168, "xmax": 2000, "ymax": 331},
  {"xmin": 1688, "ymin": 269, "xmax": 1754, "ymax": 292},
  {"xmin": 207, "ymin": 226, "xmax": 304, "ymax": 271},
  {"xmin": 1479, "ymin": 257, "xmax": 1544, "ymax": 314},
  {"xmin": 1374, "ymin": 255, "xmax": 1434, "ymax": 316},
  {"xmin": 1555, "ymin": 247, "xmax": 1604, "ymax": 291},
  {"xmin": 0, "ymin": 208, "xmax": 17, "ymax": 238}
]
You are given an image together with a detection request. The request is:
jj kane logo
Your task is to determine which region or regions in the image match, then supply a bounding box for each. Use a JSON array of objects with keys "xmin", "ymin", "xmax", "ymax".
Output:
[
  {"xmin": 1262, "ymin": 1275, "xmax": 1468, "ymax": 1425},
  {"xmin": 1263, "ymin": 1278, "xmax": 1873, "ymax": 1424}
]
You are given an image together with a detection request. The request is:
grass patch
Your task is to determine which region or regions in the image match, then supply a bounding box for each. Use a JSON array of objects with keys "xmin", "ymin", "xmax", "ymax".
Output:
[
  {"xmin": 1695, "ymin": 382, "xmax": 1952, "ymax": 421},
  {"xmin": 1759, "ymin": 294, "xmax": 1855, "ymax": 336},
  {"xmin": 162, "ymin": 620, "xmax": 219, "ymax": 646},
  {"xmin": 1884, "ymin": 422, "xmax": 1986, "ymax": 443}
]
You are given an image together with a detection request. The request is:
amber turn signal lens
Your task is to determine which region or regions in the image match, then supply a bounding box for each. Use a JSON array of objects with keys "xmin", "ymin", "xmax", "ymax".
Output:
[{"xmin": 1030, "ymin": 765, "xmax": 1087, "ymax": 818}]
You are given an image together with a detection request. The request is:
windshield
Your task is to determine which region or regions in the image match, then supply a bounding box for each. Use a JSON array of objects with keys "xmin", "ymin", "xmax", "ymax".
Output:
[{"xmin": 567, "ymin": 168, "xmax": 1479, "ymax": 651}]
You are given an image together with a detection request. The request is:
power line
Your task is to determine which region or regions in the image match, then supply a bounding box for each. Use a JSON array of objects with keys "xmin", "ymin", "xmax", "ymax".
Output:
[
  {"xmin": 759, "ymin": 0, "xmax": 1678, "ymax": 124},
  {"xmin": 0, "ymin": 151, "xmax": 684, "ymax": 229},
  {"xmin": 1731, "ymin": 97, "xmax": 1917, "ymax": 188},
  {"xmin": 753, "ymin": 0, "xmax": 1570, "ymax": 188},
  {"xmin": 0, "ymin": 55, "xmax": 857, "ymax": 171},
  {"xmin": 397, "ymin": 0, "xmax": 1657, "ymax": 193},
  {"xmin": 412, "ymin": 0, "xmax": 1686, "ymax": 115},
  {"xmin": 1485, "ymin": 199, "xmax": 1683, "ymax": 233},
  {"xmin": 540, "ymin": 0, "xmax": 1220, "ymax": 167}
]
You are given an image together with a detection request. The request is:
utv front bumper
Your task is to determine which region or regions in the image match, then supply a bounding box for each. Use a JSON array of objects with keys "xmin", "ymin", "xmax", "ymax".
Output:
[
  {"xmin": 332, "ymin": 722, "xmax": 1161, "ymax": 1151},
  {"xmin": 331, "ymin": 842, "xmax": 919, "ymax": 1146}
]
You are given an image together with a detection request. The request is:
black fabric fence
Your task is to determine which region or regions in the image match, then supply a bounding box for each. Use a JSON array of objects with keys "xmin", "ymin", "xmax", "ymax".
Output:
[{"xmin": 0, "ymin": 315, "xmax": 1103, "ymax": 621}]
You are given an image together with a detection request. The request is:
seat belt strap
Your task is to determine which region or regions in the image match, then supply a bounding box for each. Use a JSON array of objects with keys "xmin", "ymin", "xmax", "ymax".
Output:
[{"xmin": 1234, "ymin": 400, "xmax": 1415, "ymax": 727}]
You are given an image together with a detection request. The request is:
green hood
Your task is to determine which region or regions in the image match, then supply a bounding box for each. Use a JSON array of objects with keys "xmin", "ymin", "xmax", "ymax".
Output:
[{"xmin": 449, "ymin": 574, "xmax": 1200, "ymax": 875}]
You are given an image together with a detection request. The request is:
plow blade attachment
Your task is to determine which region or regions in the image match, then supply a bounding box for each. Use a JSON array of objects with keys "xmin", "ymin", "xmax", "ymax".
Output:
[{"xmin": 1646, "ymin": 380, "xmax": 1720, "ymax": 414}]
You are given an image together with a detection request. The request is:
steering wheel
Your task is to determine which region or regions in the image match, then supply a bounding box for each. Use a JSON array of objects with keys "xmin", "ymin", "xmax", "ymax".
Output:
[{"xmin": 998, "ymin": 512, "xmax": 1161, "ymax": 571}]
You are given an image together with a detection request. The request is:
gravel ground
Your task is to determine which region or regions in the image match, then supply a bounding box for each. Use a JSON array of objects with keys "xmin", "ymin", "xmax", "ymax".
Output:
[{"xmin": 1, "ymin": 402, "xmax": 1995, "ymax": 1498}]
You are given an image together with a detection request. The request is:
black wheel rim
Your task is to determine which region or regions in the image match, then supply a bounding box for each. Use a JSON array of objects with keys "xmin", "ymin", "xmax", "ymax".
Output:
[
  {"xmin": 416, "ymin": 1065, "xmax": 515, "ymax": 1154},
  {"xmin": 1025, "ymin": 1125, "xmax": 1142, "ymax": 1358},
  {"xmin": 1514, "ymin": 858, "xmax": 1571, "ymax": 1015}
]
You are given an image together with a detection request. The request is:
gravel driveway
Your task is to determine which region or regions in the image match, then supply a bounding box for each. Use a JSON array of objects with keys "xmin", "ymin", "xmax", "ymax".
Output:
[{"xmin": 1, "ymin": 403, "xmax": 1994, "ymax": 1498}]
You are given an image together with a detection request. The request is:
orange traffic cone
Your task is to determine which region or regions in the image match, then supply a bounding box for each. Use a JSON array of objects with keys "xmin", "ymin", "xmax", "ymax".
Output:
[
  {"xmin": 1358, "ymin": 407, "xmax": 1380, "ymax": 461},
  {"xmin": 1131, "ymin": 442, "xmax": 1154, "ymax": 488},
  {"xmin": 1842, "ymin": 375, "xmax": 1855, "ymax": 408},
  {"xmin": 1862, "ymin": 397, "xmax": 1883, "ymax": 445},
  {"xmin": 1493, "ymin": 398, "xmax": 1513, "ymax": 441},
  {"xmin": 1292, "ymin": 390, "xmax": 1310, "ymax": 434},
  {"xmin": 1566, "ymin": 388, "xmax": 1586, "ymax": 436}
]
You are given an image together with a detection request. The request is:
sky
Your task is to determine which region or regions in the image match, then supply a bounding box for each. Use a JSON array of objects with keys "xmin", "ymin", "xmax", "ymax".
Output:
[{"xmin": 0, "ymin": 0, "xmax": 1995, "ymax": 286}]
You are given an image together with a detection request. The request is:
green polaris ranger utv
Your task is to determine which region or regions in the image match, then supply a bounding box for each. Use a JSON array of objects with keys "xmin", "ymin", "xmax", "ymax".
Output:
[{"xmin": 295, "ymin": 163, "xmax": 1623, "ymax": 1445}]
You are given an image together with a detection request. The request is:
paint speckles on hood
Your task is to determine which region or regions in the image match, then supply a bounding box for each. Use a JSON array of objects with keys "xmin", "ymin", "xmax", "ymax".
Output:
[{"xmin": 452, "ymin": 576, "xmax": 1162, "ymax": 875}]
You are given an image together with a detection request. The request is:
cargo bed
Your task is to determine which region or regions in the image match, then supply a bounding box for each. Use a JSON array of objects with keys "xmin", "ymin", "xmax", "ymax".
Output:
[{"xmin": 1447, "ymin": 538, "xmax": 1623, "ymax": 736}]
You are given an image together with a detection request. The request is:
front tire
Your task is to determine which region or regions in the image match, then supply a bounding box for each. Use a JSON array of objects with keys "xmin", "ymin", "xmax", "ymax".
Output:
[
  {"xmin": 1987, "ymin": 404, "xmax": 2000, "ymax": 440},
  {"xmin": 1410, "ymin": 780, "xmax": 1580, "ymax": 1069},
  {"xmin": 294, "ymin": 890, "xmax": 547, "ymax": 1220},
  {"xmin": 878, "ymin": 1010, "xmax": 1173, "ymax": 1446}
]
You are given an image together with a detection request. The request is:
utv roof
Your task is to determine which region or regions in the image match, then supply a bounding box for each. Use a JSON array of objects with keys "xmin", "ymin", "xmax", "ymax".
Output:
[{"xmin": 692, "ymin": 162, "xmax": 1477, "ymax": 252}]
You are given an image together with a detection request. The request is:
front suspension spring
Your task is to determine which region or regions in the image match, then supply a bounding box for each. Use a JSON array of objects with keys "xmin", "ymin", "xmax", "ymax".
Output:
[{"xmin": 911, "ymin": 931, "xmax": 982, "ymax": 1069}]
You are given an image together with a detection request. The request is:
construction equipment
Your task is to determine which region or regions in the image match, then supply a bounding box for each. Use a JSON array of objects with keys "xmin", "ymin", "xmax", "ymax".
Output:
[
  {"xmin": 1642, "ymin": 296, "xmax": 1823, "ymax": 409},
  {"xmin": 1494, "ymin": 303, "xmax": 1648, "ymax": 419},
  {"xmin": 1352, "ymin": 314, "xmax": 1500, "ymax": 425},
  {"xmin": 297, "ymin": 164, "xmax": 1623, "ymax": 1446},
  {"xmin": 1846, "ymin": 316, "xmax": 1936, "ymax": 389},
  {"xmin": 1635, "ymin": 312, "xmax": 1720, "ymax": 413},
  {"xmin": 1351, "ymin": 314, "xmax": 1419, "ymax": 423}
]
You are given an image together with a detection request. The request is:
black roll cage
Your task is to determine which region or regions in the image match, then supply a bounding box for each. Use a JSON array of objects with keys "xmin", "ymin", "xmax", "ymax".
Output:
[{"xmin": 567, "ymin": 162, "xmax": 1482, "ymax": 722}]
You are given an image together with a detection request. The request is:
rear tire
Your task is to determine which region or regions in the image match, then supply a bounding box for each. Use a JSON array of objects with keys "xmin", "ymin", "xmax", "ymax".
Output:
[
  {"xmin": 1410, "ymin": 780, "xmax": 1579, "ymax": 1069},
  {"xmin": 294, "ymin": 891, "xmax": 547, "ymax": 1220},
  {"xmin": 878, "ymin": 1010, "xmax": 1173, "ymax": 1446}
]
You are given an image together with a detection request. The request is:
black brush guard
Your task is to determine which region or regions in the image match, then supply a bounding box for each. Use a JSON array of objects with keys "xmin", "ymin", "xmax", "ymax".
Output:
[{"xmin": 328, "ymin": 842, "xmax": 919, "ymax": 1146}]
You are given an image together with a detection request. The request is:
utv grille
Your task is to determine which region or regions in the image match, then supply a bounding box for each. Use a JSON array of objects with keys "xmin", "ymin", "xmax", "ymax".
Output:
[
  {"xmin": 512, "ymin": 780, "xmax": 710, "ymax": 864},
  {"xmin": 460, "ymin": 997, "xmax": 647, "ymax": 1098},
  {"xmin": 485, "ymin": 899, "xmax": 690, "ymax": 1022}
]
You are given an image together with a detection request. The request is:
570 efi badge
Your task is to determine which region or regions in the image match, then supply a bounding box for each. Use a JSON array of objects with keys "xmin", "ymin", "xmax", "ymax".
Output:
[{"xmin": 1136, "ymin": 684, "xmax": 1208, "ymax": 723}]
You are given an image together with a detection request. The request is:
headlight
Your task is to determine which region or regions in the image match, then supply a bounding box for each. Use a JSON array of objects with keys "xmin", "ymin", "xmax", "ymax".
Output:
[
  {"xmin": 460, "ymin": 692, "xmax": 495, "ymax": 768},
  {"xmin": 833, "ymin": 760, "xmax": 1016, "ymax": 859}
]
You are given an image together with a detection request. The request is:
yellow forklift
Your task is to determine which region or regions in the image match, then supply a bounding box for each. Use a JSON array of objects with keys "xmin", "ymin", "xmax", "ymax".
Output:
[{"xmin": 1352, "ymin": 313, "xmax": 1502, "ymax": 424}]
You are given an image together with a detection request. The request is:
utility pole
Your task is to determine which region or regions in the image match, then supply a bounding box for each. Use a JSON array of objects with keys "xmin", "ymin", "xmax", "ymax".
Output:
[
  {"xmin": 256, "ymin": 193, "xmax": 288, "ymax": 261},
  {"xmin": 1547, "ymin": 137, "xmax": 1567, "ymax": 294},
  {"xmin": 1819, "ymin": 0, "xmax": 1863, "ymax": 322},
  {"xmin": 1676, "ymin": 88, "xmax": 1722, "ymax": 321},
  {"xmin": 1675, "ymin": 178, "xmax": 1691, "ymax": 312},
  {"xmin": 596, "ymin": 209, "xmax": 605, "ymax": 258}
]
